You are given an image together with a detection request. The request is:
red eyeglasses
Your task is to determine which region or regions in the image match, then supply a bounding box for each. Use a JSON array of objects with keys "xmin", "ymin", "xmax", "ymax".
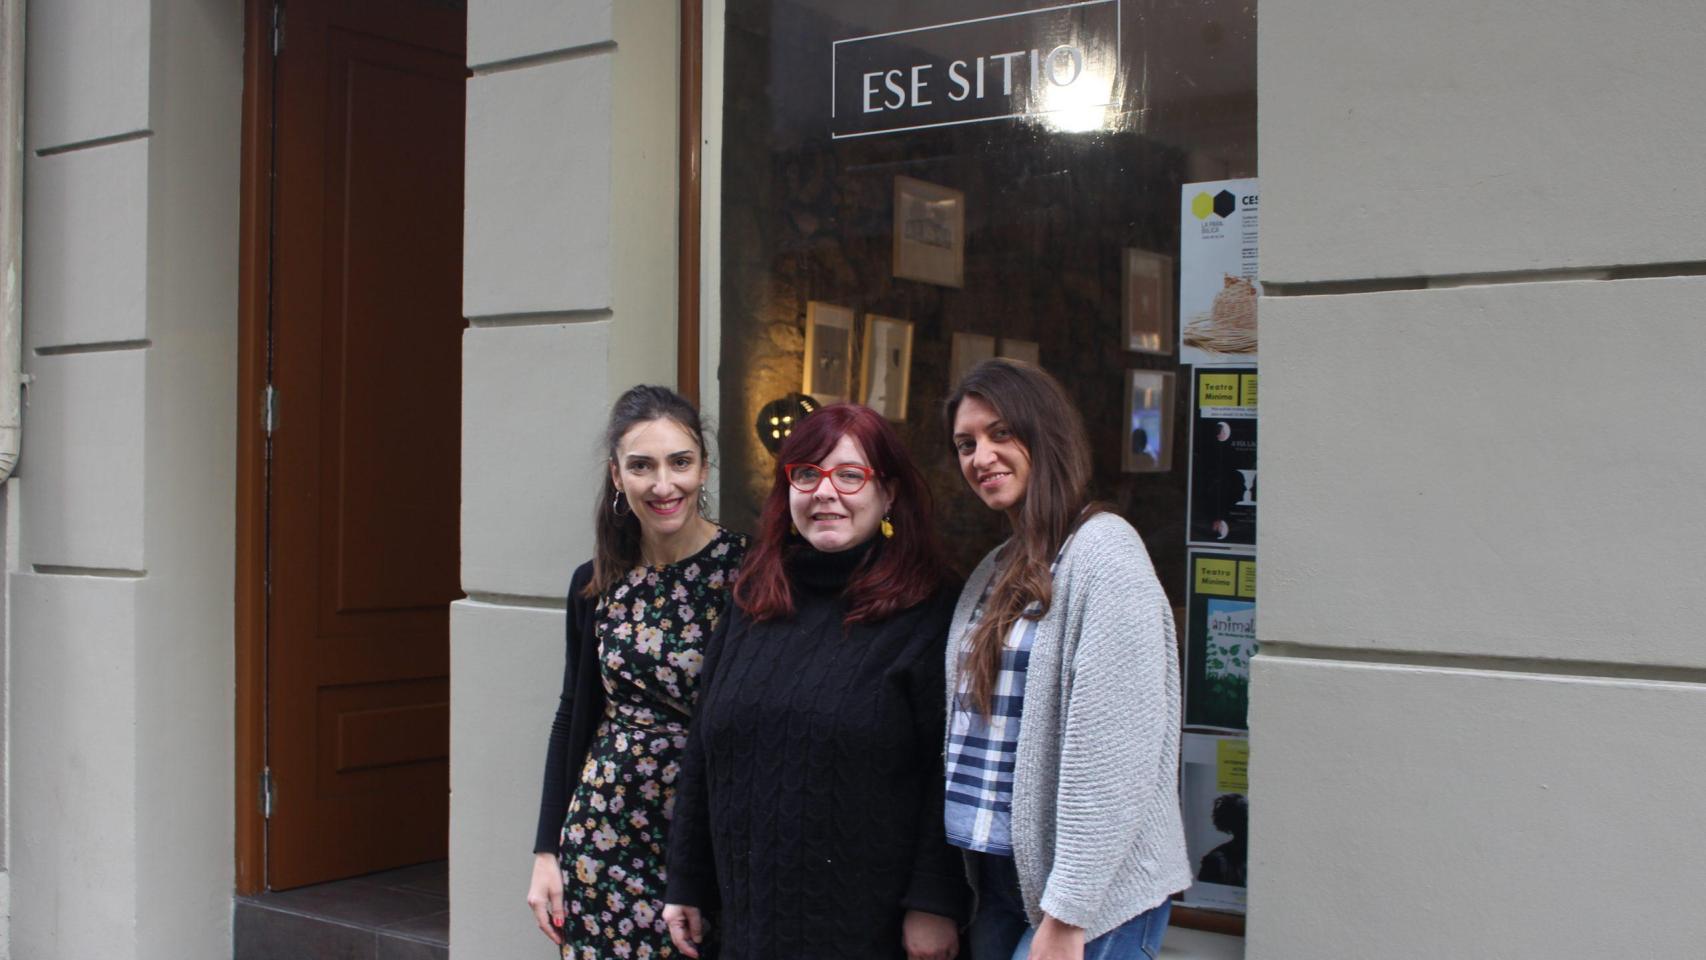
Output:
[{"xmin": 785, "ymin": 462, "xmax": 877, "ymax": 495}]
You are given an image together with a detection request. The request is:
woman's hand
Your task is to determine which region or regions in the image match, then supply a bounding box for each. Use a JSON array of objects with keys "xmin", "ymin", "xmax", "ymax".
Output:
[
  {"xmin": 1026, "ymin": 914, "xmax": 1085, "ymax": 960},
  {"xmin": 526, "ymin": 852, "xmax": 566, "ymax": 945},
  {"xmin": 902, "ymin": 910, "xmax": 960, "ymax": 960},
  {"xmin": 663, "ymin": 903, "xmax": 706, "ymax": 958}
]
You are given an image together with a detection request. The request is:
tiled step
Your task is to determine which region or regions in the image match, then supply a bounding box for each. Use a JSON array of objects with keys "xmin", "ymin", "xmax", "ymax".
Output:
[{"xmin": 235, "ymin": 861, "xmax": 448, "ymax": 960}]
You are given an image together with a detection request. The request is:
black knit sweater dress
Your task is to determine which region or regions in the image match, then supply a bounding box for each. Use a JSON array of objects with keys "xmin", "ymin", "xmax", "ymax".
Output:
[{"xmin": 664, "ymin": 542, "xmax": 970, "ymax": 959}]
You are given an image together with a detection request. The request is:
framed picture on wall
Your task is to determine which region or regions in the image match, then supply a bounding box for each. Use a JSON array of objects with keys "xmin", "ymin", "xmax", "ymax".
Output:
[
  {"xmin": 1124, "ymin": 369, "xmax": 1175, "ymax": 472},
  {"xmin": 861, "ymin": 315, "xmax": 914, "ymax": 421},
  {"xmin": 1124, "ymin": 248, "xmax": 1174, "ymax": 355},
  {"xmin": 949, "ymin": 332, "xmax": 996, "ymax": 387},
  {"xmin": 803, "ymin": 301, "xmax": 855, "ymax": 404},
  {"xmin": 893, "ymin": 176, "xmax": 965, "ymax": 288},
  {"xmin": 998, "ymin": 338, "xmax": 1040, "ymax": 366}
]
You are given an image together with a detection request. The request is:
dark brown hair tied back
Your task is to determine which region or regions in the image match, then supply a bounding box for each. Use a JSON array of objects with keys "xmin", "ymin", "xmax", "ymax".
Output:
[
  {"xmin": 944, "ymin": 359, "xmax": 1102, "ymax": 717},
  {"xmin": 585, "ymin": 385, "xmax": 710, "ymax": 599}
]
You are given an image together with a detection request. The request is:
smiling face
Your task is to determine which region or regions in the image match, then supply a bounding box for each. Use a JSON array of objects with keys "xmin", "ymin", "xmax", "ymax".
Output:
[
  {"xmin": 952, "ymin": 394, "xmax": 1033, "ymax": 516},
  {"xmin": 610, "ymin": 417, "xmax": 708, "ymax": 539},
  {"xmin": 787, "ymin": 433, "xmax": 893, "ymax": 553}
]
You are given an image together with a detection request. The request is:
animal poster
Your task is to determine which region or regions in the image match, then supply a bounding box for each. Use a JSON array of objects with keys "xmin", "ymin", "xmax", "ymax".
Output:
[{"xmin": 1184, "ymin": 551, "xmax": 1256, "ymax": 731}]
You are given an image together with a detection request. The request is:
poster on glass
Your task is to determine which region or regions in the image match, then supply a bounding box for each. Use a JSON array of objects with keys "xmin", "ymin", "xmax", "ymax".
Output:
[
  {"xmin": 1122, "ymin": 370, "xmax": 1174, "ymax": 473},
  {"xmin": 1184, "ymin": 551, "xmax": 1256, "ymax": 731},
  {"xmin": 893, "ymin": 176, "xmax": 965, "ymax": 288},
  {"xmin": 1179, "ymin": 178, "xmax": 1259, "ymax": 366},
  {"xmin": 1187, "ymin": 367, "xmax": 1257, "ymax": 547},
  {"xmin": 803, "ymin": 301, "xmax": 855, "ymax": 404},
  {"xmin": 860, "ymin": 315, "xmax": 914, "ymax": 421},
  {"xmin": 1179, "ymin": 732, "xmax": 1248, "ymax": 913}
]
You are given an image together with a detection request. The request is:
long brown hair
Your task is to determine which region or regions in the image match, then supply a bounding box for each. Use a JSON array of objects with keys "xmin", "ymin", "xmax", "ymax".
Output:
[
  {"xmin": 736, "ymin": 404, "xmax": 945, "ymax": 625},
  {"xmin": 945, "ymin": 359, "xmax": 1101, "ymax": 715},
  {"xmin": 583, "ymin": 385, "xmax": 710, "ymax": 599}
]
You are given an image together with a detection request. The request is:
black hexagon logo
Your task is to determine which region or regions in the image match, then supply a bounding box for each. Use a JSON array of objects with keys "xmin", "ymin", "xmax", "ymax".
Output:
[{"xmin": 1213, "ymin": 190, "xmax": 1237, "ymax": 218}]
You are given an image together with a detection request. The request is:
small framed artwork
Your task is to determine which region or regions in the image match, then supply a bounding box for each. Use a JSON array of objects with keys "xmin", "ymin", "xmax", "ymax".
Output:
[
  {"xmin": 949, "ymin": 332, "xmax": 996, "ymax": 387},
  {"xmin": 1124, "ymin": 248, "xmax": 1174, "ymax": 355},
  {"xmin": 998, "ymin": 338, "xmax": 1040, "ymax": 366},
  {"xmin": 803, "ymin": 301, "xmax": 855, "ymax": 404},
  {"xmin": 861, "ymin": 315, "xmax": 914, "ymax": 421},
  {"xmin": 1124, "ymin": 369, "xmax": 1176, "ymax": 473},
  {"xmin": 893, "ymin": 176, "xmax": 965, "ymax": 288}
]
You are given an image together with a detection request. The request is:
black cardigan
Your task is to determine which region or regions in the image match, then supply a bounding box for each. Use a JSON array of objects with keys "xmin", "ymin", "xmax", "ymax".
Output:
[
  {"xmin": 665, "ymin": 545, "xmax": 971, "ymax": 958},
  {"xmin": 533, "ymin": 560, "xmax": 601, "ymax": 853}
]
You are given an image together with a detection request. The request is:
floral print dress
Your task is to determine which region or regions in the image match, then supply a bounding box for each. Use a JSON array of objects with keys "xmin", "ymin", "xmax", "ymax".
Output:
[{"xmin": 559, "ymin": 527, "xmax": 747, "ymax": 960}]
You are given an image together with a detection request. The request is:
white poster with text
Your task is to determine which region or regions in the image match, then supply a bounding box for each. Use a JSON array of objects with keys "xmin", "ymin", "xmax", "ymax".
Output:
[{"xmin": 1179, "ymin": 178, "xmax": 1259, "ymax": 366}]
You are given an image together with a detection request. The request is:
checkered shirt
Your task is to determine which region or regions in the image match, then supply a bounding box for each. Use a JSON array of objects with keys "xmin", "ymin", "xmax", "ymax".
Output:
[
  {"xmin": 945, "ymin": 537, "xmax": 1073, "ymax": 855},
  {"xmin": 944, "ymin": 592, "xmax": 1038, "ymax": 855}
]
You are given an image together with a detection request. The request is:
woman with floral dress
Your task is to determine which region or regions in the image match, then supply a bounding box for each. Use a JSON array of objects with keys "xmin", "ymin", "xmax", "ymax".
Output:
[{"xmin": 528, "ymin": 385, "xmax": 748, "ymax": 959}]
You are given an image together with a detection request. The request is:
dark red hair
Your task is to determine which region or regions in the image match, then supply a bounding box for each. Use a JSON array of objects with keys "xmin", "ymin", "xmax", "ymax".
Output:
[{"xmin": 735, "ymin": 404, "xmax": 944, "ymax": 625}]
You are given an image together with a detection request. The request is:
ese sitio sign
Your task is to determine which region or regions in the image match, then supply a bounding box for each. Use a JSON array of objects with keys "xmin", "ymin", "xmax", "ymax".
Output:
[{"xmin": 831, "ymin": 0, "xmax": 1122, "ymax": 139}]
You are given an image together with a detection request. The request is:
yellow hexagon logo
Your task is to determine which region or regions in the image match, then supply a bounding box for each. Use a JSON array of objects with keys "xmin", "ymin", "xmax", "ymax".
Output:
[{"xmin": 1191, "ymin": 191, "xmax": 1215, "ymax": 219}]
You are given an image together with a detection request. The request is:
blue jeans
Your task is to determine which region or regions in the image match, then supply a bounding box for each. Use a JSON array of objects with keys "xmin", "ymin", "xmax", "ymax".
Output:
[{"xmin": 968, "ymin": 852, "xmax": 1172, "ymax": 960}]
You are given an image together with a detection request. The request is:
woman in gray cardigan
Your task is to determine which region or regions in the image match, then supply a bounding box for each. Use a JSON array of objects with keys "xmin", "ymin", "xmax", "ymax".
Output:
[{"xmin": 942, "ymin": 360, "xmax": 1191, "ymax": 960}]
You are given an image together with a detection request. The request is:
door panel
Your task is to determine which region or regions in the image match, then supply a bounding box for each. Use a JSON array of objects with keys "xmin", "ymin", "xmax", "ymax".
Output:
[{"xmin": 268, "ymin": 0, "xmax": 465, "ymax": 890}]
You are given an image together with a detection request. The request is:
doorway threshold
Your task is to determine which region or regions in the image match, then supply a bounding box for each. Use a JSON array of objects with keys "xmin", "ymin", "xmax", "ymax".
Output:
[{"xmin": 235, "ymin": 861, "xmax": 448, "ymax": 960}]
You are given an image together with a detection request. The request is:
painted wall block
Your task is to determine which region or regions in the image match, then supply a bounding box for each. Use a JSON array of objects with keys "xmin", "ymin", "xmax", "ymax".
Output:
[
  {"xmin": 462, "ymin": 322, "xmax": 609, "ymax": 597},
  {"xmin": 20, "ymin": 350, "xmax": 146, "ymax": 570},
  {"xmin": 465, "ymin": 55, "xmax": 613, "ymax": 317},
  {"xmin": 24, "ymin": 0, "xmax": 151, "ymax": 152},
  {"xmin": 10, "ymin": 572, "xmax": 141, "ymax": 960},
  {"xmin": 23, "ymin": 139, "xmax": 150, "ymax": 350},
  {"xmin": 448, "ymin": 599, "xmax": 566, "ymax": 960},
  {"xmin": 1260, "ymin": 0, "xmax": 1706, "ymax": 281},
  {"xmin": 603, "ymin": 0, "xmax": 681, "ymax": 393},
  {"xmin": 468, "ymin": 0, "xmax": 614, "ymax": 69},
  {"xmin": 1261, "ymin": 277, "xmax": 1706, "ymax": 668},
  {"xmin": 1248, "ymin": 656, "xmax": 1706, "ymax": 959}
]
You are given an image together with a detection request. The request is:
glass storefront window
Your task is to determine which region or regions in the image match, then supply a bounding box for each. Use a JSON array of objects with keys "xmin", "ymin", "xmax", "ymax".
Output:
[
  {"xmin": 718, "ymin": 0, "xmax": 1255, "ymax": 596},
  {"xmin": 717, "ymin": 0, "xmax": 1258, "ymax": 932}
]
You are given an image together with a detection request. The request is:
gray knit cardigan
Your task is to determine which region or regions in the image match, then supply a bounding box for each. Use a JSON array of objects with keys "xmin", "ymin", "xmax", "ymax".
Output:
[{"xmin": 944, "ymin": 512, "xmax": 1192, "ymax": 939}]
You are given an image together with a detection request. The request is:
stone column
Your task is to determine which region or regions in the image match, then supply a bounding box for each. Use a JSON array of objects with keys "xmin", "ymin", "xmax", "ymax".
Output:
[
  {"xmin": 456, "ymin": 1, "xmax": 679, "ymax": 955},
  {"xmin": 1252, "ymin": 1, "xmax": 1706, "ymax": 956},
  {"xmin": 12, "ymin": 2, "xmax": 241, "ymax": 958}
]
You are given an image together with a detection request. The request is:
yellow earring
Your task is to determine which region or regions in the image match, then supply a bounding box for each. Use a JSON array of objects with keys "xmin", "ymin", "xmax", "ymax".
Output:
[{"xmin": 880, "ymin": 515, "xmax": 895, "ymax": 539}]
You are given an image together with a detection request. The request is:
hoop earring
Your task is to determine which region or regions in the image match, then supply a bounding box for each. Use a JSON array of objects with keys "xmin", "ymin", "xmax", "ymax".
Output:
[
  {"xmin": 612, "ymin": 489, "xmax": 631, "ymax": 517},
  {"xmin": 698, "ymin": 486, "xmax": 710, "ymax": 514}
]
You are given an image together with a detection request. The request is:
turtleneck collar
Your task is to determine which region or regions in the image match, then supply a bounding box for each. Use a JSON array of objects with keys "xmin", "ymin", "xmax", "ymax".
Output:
[{"xmin": 784, "ymin": 537, "xmax": 878, "ymax": 594}]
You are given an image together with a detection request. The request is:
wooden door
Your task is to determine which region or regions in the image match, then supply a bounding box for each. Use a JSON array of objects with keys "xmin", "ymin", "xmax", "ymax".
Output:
[{"xmin": 267, "ymin": 0, "xmax": 465, "ymax": 889}]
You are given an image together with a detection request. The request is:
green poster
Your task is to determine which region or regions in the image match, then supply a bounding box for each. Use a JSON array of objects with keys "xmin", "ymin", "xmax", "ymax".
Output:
[{"xmin": 1185, "ymin": 550, "xmax": 1256, "ymax": 731}]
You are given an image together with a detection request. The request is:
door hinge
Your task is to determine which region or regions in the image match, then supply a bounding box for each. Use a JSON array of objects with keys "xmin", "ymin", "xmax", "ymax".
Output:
[
  {"xmin": 271, "ymin": 3, "xmax": 285, "ymax": 56},
  {"xmin": 263, "ymin": 384, "xmax": 278, "ymax": 435},
  {"xmin": 259, "ymin": 767, "xmax": 277, "ymax": 818}
]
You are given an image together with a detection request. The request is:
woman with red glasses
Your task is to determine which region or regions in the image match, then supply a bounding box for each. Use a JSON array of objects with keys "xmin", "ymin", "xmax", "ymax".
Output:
[{"xmin": 662, "ymin": 404, "xmax": 969, "ymax": 960}]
